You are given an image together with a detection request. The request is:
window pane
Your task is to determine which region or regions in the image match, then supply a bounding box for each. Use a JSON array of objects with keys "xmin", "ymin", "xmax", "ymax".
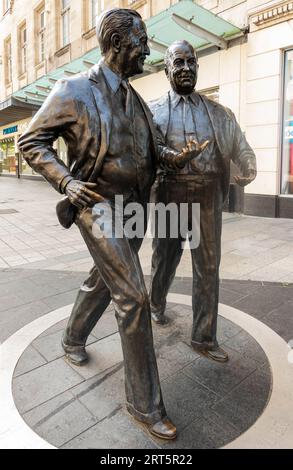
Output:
[
  {"xmin": 62, "ymin": 11, "xmax": 70, "ymax": 46},
  {"xmin": 91, "ymin": 0, "xmax": 97, "ymax": 28},
  {"xmin": 62, "ymin": 0, "xmax": 70, "ymax": 9},
  {"xmin": 40, "ymin": 10, "xmax": 45, "ymax": 29},
  {"xmin": 281, "ymin": 50, "xmax": 293, "ymax": 195},
  {"xmin": 39, "ymin": 31, "xmax": 44, "ymax": 62},
  {"xmin": 6, "ymin": 39, "xmax": 12, "ymax": 82}
]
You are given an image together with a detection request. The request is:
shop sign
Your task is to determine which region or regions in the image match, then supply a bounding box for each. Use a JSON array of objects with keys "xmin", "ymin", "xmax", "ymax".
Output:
[
  {"xmin": 3, "ymin": 125, "xmax": 18, "ymax": 135},
  {"xmin": 284, "ymin": 120, "xmax": 293, "ymax": 143}
]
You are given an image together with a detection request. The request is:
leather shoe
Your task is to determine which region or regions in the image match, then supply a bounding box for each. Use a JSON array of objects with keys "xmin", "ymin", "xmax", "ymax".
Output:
[
  {"xmin": 151, "ymin": 312, "xmax": 169, "ymax": 325},
  {"xmin": 61, "ymin": 335, "xmax": 88, "ymax": 366},
  {"xmin": 144, "ymin": 416, "xmax": 177, "ymax": 440},
  {"xmin": 191, "ymin": 344, "xmax": 229, "ymax": 363}
]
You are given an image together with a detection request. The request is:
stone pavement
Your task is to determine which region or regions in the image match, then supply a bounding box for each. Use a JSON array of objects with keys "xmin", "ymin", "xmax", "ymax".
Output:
[
  {"xmin": 1, "ymin": 178, "xmax": 293, "ymax": 282},
  {"xmin": 12, "ymin": 304, "xmax": 271, "ymax": 449},
  {"xmin": 0, "ymin": 177, "xmax": 293, "ymax": 449}
]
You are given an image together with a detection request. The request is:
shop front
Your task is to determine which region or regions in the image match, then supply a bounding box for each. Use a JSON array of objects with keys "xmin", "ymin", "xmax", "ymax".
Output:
[
  {"xmin": 0, "ymin": 119, "xmax": 68, "ymax": 178},
  {"xmin": 282, "ymin": 48, "xmax": 293, "ymax": 197},
  {"xmin": 0, "ymin": 119, "xmax": 34, "ymax": 177}
]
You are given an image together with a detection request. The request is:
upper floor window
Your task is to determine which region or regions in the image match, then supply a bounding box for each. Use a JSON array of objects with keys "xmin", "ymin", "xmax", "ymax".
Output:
[
  {"xmin": 36, "ymin": 6, "xmax": 46, "ymax": 63},
  {"xmin": 61, "ymin": 0, "xmax": 70, "ymax": 47},
  {"xmin": 4, "ymin": 36, "xmax": 12, "ymax": 84},
  {"xmin": 19, "ymin": 23, "xmax": 27, "ymax": 75},
  {"xmin": 83, "ymin": 1, "xmax": 104, "ymax": 35},
  {"xmin": 3, "ymin": 0, "xmax": 10, "ymax": 14},
  {"xmin": 89, "ymin": 0, "xmax": 98, "ymax": 29}
]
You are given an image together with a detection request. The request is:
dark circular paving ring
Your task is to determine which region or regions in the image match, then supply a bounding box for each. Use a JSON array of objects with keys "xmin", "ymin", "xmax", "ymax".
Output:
[{"xmin": 12, "ymin": 302, "xmax": 272, "ymax": 449}]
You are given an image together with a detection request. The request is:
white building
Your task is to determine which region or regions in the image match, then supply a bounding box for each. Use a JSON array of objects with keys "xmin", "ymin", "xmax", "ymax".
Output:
[{"xmin": 1, "ymin": 0, "xmax": 293, "ymax": 218}]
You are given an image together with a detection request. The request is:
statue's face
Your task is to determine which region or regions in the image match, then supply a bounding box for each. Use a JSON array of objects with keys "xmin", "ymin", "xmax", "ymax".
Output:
[
  {"xmin": 166, "ymin": 43, "xmax": 198, "ymax": 95},
  {"xmin": 121, "ymin": 18, "xmax": 150, "ymax": 77}
]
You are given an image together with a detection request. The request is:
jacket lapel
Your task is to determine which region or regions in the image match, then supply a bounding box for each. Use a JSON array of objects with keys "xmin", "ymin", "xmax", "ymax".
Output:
[
  {"xmin": 131, "ymin": 86, "xmax": 158, "ymax": 156},
  {"xmin": 152, "ymin": 92, "xmax": 170, "ymax": 139},
  {"xmin": 88, "ymin": 65, "xmax": 113, "ymax": 181},
  {"xmin": 199, "ymin": 94, "xmax": 231, "ymax": 157}
]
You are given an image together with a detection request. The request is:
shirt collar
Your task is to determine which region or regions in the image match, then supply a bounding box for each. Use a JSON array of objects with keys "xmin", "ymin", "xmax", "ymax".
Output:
[
  {"xmin": 99, "ymin": 59, "xmax": 125, "ymax": 94},
  {"xmin": 170, "ymin": 88, "xmax": 199, "ymax": 108}
]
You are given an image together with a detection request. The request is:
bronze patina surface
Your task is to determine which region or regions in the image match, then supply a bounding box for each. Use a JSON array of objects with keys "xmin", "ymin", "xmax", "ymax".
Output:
[{"xmin": 149, "ymin": 40, "xmax": 257, "ymax": 362}]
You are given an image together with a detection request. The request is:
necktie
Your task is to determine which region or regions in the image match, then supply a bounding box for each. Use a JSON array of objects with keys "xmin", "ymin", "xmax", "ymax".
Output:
[
  {"xmin": 182, "ymin": 95, "xmax": 202, "ymax": 173},
  {"xmin": 182, "ymin": 95, "xmax": 198, "ymax": 144},
  {"xmin": 121, "ymin": 80, "xmax": 133, "ymax": 119}
]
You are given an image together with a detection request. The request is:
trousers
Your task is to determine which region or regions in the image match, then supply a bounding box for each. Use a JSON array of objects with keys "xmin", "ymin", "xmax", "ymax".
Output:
[
  {"xmin": 149, "ymin": 175, "xmax": 223, "ymax": 350},
  {"xmin": 64, "ymin": 200, "xmax": 166, "ymax": 424}
]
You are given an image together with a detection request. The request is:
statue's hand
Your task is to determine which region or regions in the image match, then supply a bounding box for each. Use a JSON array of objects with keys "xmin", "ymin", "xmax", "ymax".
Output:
[
  {"xmin": 234, "ymin": 170, "xmax": 256, "ymax": 187},
  {"xmin": 175, "ymin": 138, "xmax": 210, "ymax": 169},
  {"xmin": 64, "ymin": 180, "xmax": 104, "ymax": 209}
]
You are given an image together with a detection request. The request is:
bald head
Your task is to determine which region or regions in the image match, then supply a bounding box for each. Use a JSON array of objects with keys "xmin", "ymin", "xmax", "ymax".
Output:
[
  {"xmin": 165, "ymin": 40, "xmax": 196, "ymax": 68},
  {"xmin": 164, "ymin": 40, "xmax": 198, "ymax": 95}
]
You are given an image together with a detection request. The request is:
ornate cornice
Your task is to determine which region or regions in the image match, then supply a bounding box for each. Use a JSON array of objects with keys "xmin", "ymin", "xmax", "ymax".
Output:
[{"xmin": 250, "ymin": 1, "xmax": 293, "ymax": 29}]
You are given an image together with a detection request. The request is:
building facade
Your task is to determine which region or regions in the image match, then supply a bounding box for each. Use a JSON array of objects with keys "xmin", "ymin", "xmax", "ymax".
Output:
[{"xmin": 1, "ymin": 0, "xmax": 293, "ymax": 217}]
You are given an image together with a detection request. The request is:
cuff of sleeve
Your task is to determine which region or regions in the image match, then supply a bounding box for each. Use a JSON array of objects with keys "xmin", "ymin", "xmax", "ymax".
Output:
[{"xmin": 59, "ymin": 175, "xmax": 74, "ymax": 194}]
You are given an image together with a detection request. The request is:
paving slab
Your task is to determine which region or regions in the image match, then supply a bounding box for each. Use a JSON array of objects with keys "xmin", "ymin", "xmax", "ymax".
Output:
[
  {"xmin": 14, "ymin": 346, "xmax": 47, "ymax": 377},
  {"xmin": 61, "ymin": 409, "xmax": 158, "ymax": 449},
  {"xmin": 23, "ymin": 391, "xmax": 97, "ymax": 448},
  {"xmin": 160, "ymin": 371, "xmax": 219, "ymax": 431},
  {"xmin": 70, "ymin": 364, "xmax": 125, "ymax": 421},
  {"xmin": 13, "ymin": 358, "xmax": 84, "ymax": 413},
  {"xmin": 65, "ymin": 333, "xmax": 123, "ymax": 380},
  {"xmin": 182, "ymin": 346, "xmax": 259, "ymax": 398},
  {"xmin": 32, "ymin": 330, "xmax": 97, "ymax": 363},
  {"xmin": 211, "ymin": 368, "xmax": 271, "ymax": 431},
  {"xmin": 11, "ymin": 304, "xmax": 272, "ymax": 449}
]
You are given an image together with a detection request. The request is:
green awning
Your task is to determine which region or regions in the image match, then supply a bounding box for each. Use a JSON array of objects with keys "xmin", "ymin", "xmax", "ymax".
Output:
[{"xmin": 11, "ymin": 0, "xmax": 243, "ymax": 107}]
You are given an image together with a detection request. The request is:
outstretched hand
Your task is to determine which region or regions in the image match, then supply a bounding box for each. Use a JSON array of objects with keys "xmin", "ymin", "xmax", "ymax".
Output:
[
  {"xmin": 175, "ymin": 138, "xmax": 210, "ymax": 169},
  {"xmin": 64, "ymin": 180, "xmax": 104, "ymax": 209},
  {"xmin": 234, "ymin": 170, "xmax": 256, "ymax": 187}
]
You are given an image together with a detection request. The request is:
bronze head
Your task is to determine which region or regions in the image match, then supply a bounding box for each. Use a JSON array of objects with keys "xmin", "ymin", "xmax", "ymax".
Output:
[
  {"xmin": 165, "ymin": 40, "xmax": 198, "ymax": 95},
  {"xmin": 96, "ymin": 8, "xmax": 150, "ymax": 79}
]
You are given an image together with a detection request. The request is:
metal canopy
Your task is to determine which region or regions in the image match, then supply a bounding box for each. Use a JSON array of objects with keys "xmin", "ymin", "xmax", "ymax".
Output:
[
  {"xmin": 171, "ymin": 12, "xmax": 228, "ymax": 50},
  {"xmin": 3, "ymin": 0, "xmax": 243, "ymax": 115},
  {"xmin": 0, "ymin": 98, "xmax": 40, "ymax": 127}
]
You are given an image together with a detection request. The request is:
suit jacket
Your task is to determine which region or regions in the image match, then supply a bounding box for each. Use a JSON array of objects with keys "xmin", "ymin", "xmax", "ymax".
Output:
[
  {"xmin": 18, "ymin": 64, "xmax": 158, "ymax": 218},
  {"xmin": 149, "ymin": 91, "xmax": 257, "ymax": 201}
]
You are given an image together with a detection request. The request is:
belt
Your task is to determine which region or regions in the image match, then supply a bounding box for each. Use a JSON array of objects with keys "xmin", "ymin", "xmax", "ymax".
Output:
[{"xmin": 158, "ymin": 174, "xmax": 219, "ymax": 183}]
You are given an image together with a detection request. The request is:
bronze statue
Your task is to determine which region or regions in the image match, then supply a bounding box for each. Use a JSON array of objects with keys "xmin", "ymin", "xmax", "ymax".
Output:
[
  {"xmin": 18, "ymin": 10, "xmax": 207, "ymax": 441},
  {"xmin": 149, "ymin": 40, "xmax": 257, "ymax": 363},
  {"xmin": 18, "ymin": 7, "xmax": 177, "ymax": 440}
]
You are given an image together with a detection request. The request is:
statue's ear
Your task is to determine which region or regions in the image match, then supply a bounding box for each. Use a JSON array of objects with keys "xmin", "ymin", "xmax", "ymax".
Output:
[
  {"xmin": 164, "ymin": 67, "xmax": 169, "ymax": 78},
  {"xmin": 111, "ymin": 33, "xmax": 121, "ymax": 53}
]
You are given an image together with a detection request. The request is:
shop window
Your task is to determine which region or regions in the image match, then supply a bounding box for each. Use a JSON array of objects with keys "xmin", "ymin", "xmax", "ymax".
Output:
[
  {"xmin": 61, "ymin": 0, "xmax": 70, "ymax": 47},
  {"xmin": 281, "ymin": 49, "xmax": 293, "ymax": 195},
  {"xmin": 0, "ymin": 138, "xmax": 16, "ymax": 175},
  {"xmin": 18, "ymin": 23, "xmax": 27, "ymax": 75},
  {"xmin": 57, "ymin": 137, "xmax": 68, "ymax": 164}
]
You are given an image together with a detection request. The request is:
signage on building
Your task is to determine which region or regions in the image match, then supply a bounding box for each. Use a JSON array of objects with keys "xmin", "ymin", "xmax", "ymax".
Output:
[
  {"xmin": 285, "ymin": 118, "xmax": 293, "ymax": 144},
  {"xmin": 3, "ymin": 125, "xmax": 18, "ymax": 135}
]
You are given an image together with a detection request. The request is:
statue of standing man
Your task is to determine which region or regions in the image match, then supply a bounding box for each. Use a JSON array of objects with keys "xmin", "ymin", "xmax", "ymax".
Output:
[
  {"xmin": 18, "ymin": 8, "xmax": 180, "ymax": 440},
  {"xmin": 149, "ymin": 40, "xmax": 257, "ymax": 362}
]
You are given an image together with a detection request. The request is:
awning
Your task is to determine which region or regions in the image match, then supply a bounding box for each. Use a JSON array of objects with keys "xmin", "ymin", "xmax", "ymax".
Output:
[
  {"xmin": 0, "ymin": 97, "xmax": 40, "ymax": 127},
  {"xmin": 147, "ymin": 0, "xmax": 243, "ymax": 65},
  {"xmin": 3, "ymin": 0, "xmax": 244, "ymax": 114}
]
